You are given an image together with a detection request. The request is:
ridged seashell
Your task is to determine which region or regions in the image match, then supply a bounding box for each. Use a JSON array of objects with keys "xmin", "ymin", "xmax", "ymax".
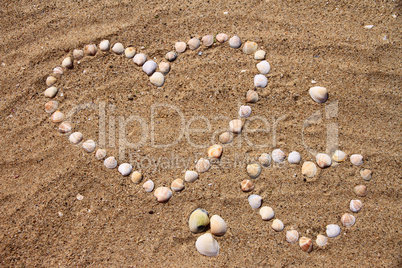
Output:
[
  {"xmin": 350, "ymin": 154, "xmax": 364, "ymax": 166},
  {"xmin": 326, "ymin": 224, "xmax": 341, "ymax": 238},
  {"xmin": 248, "ymin": 194, "xmax": 262, "ymax": 209},
  {"xmin": 350, "ymin": 199, "xmax": 363, "ymax": 213},
  {"xmin": 360, "ymin": 169, "xmax": 372, "ymax": 181},
  {"xmin": 286, "ymin": 230, "xmax": 299, "ymax": 244},
  {"xmin": 154, "ymin": 187, "xmax": 173, "ymax": 202},
  {"xmin": 288, "ymin": 151, "xmax": 301, "ymax": 164},
  {"xmin": 143, "ymin": 60, "xmax": 157, "ymax": 76},
  {"xmin": 159, "ymin": 62, "xmax": 170, "ymax": 74},
  {"xmin": 246, "ymin": 163, "xmax": 262, "ymax": 179},
  {"xmin": 229, "ymin": 119, "xmax": 242, "ymax": 133},
  {"xmin": 61, "ymin": 57, "xmax": 73, "ymax": 69},
  {"xmin": 229, "ymin": 35, "xmax": 241, "ymax": 48},
  {"xmin": 354, "ymin": 185, "xmax": 367, "ymax": 197},
  {"xmin": 254, "ymin": 50, "xmax": 266, "ymax": 60},
  {"xmin": 271, "ymin": 219, "xmax": 284, "ymax": 232},
  {"xmin": 246, "ymin": 90, "xmax": 259, "ymax": 103},
  {"xmin": 202, "ymin": 35, "xmax": 214, "ymax": 47},
  {"xmin": 58, "ymin": 122, "xmax": 72, "ymax": 133},
  {"xmin": 133, "ymin": 53, "xmax": 147, "ymax": 66},
  {"xmin": 118, "ymin": 163, "xmax": 132, "ymax": 176},
  {"xmin": 69, "ymin": 132, "xmax": 83, "ymax": 144},
  {"xmin": 53, "ymin": 66, "xmax": 64, "ymax": 76},
  {"xmin": 272, "ymin": 149, "xmax": 286, "ymax": 163},
  {"xmin": 256, "ymin": 60, "xmax": 271, "ymax": 74},
  {"xmin": 260, "ymin": 206, "xmax": 275, "ymax": 221},
  {"xmin": 254, "ymin": 74, "xmax": 268, "ymax": 88},
  {"xmin": 259, "ymin": 153, "xmax": 271, "ymax": 167},
  {"xmin": 316, "ymin": 153, "xmax": 332, "ymax": 168},
  {"xmin": 171, "ymin": 179, "xmax": 184, "ymax": 192},
  {"xmin": 99, "ymin": 40, "xmax": 110, "ymax": 51},
  {"xmin": 208, "ymin": 144, "xmax": 223, "ymax": 159},
  {"xmin": 149, "ymin": 72, "xmax": 164, "ymax": 87},
  {"xmin": 175, "ymin": 41, "xmax": 187, "ymax": 53},
  {"xmin": 239, "ymin": 105, "xmax": 252, "ymax": 118},
  {"xmin": 95, "ymin": 149, "xmax": 107, "ymax": 160},
  {"xmin": 184, "ymin": 170, "xmax": 199, "ymax": 183},
  {"xmin": 299, "ymin": 237, "xmax": 313, "ymax": 252},
  {"xmin": 103, "ymin": 156, "xmax": 118, "ymax": 169},
  {"xmin": 309, "ymin": 86, "xmax": 328, "ymax": 103},
  {"xmin": 165, "ymin": 51, "xmax": 177, "ymax": 62},
  {"xmin": 44, "ymin": 86, "xmax": 58, "ymax": 98},
  {"xmin": 241, "ymin": 180, "xmax": 254, "ymax": 192},
  {"xmin": 131, "ymin": 171, "xmax": 143, "ymax": 184},
  {"xmin": 196, "ymin": 158, "xmax": 210, "ymax": 173},
  {"xmin": 332, "ymin": 150, "xmax": 347, "ymax": 162},
  {"xmin": 45, "ymin": 100, "xmax": 58, "ymax": 113},
  {"xmin": 143, "ymin": 180, "xmax": 154, "ymax": 192},
  {"xmin": 189, "ymin": 208, "xmax": 209, "ymax": 233},
  {"xmin": 302, "ymin": 161, "xmax": 317, "ymax": 177},
  {"xmin": 219, "ymin": 132, "xmax": 233, "ymax": 144},
  {"xmin": 124, "ymin": 47, "xmax": 136, "ymax": 58},
  {"xmin": 84, "ymin": 44, "xmax": 97, "ymax": 56},
  {"xmin": 82, "ymin": 140, "xmax": 96, "ymax": 153},
  {"xmin": 187, "ymin": 37, "xmax": 200, "ymax": 50},
  {"xmin": 316, "ymin": 235, "xmax": 328, "ymax": 247},
  {"xmin": 210, "ymin": 215, "xmax": 227, "ymax": 236},
  {"xmin": 196, "ymin": 233, "xmax": 219, "ymax": 257},
  {"xmin": 243, "ymin": 41, "xmax": 258, "ymax": 54},
  {"xmin": 51, "ymin": 111, "xmax": 64, "ymax": 123},
  {"xmin": 341, "ymin": 213, "xmax": 356, "ymax": 227},
  {"xmin": 112, "ymin": 43, "xmax": 124, "ymax": 54},
  {"xmin": 72, "ymin": 49, "xmax": 84, "ymax": 60},
  {"xmin": 216, "ymin": 33, "xmax": 228, "ymax": 43}
]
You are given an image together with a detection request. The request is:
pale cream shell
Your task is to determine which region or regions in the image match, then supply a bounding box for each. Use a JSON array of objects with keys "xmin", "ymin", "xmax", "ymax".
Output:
[
  {"xmin": 69, "ymin": 132, "xmax": 83, "ymax": 144},
  {"xmin": 216, "ymin": 33, "xmax": 228, "ymax": 43},
  {"xmin": 229, "ymin": 35, "xmax": 241, "ymax": 48},
  {"xmin": 82, "ymin": 140, "xmax": 96, "ymax": 153},
  {"xmin": 175, "ymin": 41, "xmax": 187, "ymax": 53},
  {"xmin": 103, "ymin": 156, "xmax": 118, "ymax": 169},
  {"xmin": 58, "ymin": 122, "xmax": 72, "ymax": 133},
  {"xmin": 208, "ymin": 144, "xmax": 223, "ymax": 158},
  {"xmin": 260, "ymin": 206, "xmax": 275, "ymax": 221},
  {"xmin": 51, "ymin": 111, "xmax": 64, "ymax": 123},
  {"xmin": 44, "ymin": 86, "xmax": 58, "ymax": 98},
  {"xmin": 61, "ymin": 57, "xmax": 73, "ymax": 69},
  {"xmin": 354, "ymin": 185, "xmax": 367, "ymax": 197},
  {"xmin": 184, "ymin": 170, "xmax": 199, "ymax": 183},
  {"xmin": 254, "ymin": 50, "xmax": 266, "ymax": 60},
  {"xmin": 272, "ymin": 149, "xmax": 286, "ymax": 163},
  {"xmin": 112, "ymin": 42, "xmax": 124, "ymax": 54},
  {"xmin": 326, "ymin": 224, "xmax": 341, "ymax": 238},
  {"xmin": 72, "ymin": 49, "xmax": 84, "ymax": 60},
  {"xmin": 246, "ymin": 90, "xmax": 258, "ymax": 103},
  {"xmin": 45, "ymin": 101, "xmax": 58, "ymax": 113},
  {"xmin": 350, "ymin": 199, "xmax": 363, "ymax": 213},
  {"xmin": 95, "ymin": 149, "xmax": 107, "ymax": 160},
  {"xmin": 196, "ymin": 158, "xmax": 210, "ymax": 173},
  {"xmin": 243, "ymin": 41, "xmax": 258, "ymax": 54},
  {"xmin": 84, "ymin": 44, "xmax": 97, "ymax": 56},
  {"xmin": 219, "ymin": 132, "xmax": 233, "ymax": 144},
  {"xmin": 53, "ymin": 66, "xmax": 64, "ymax": 76},
  {"xmin": 201, "ymin": 35, "xmax": 214, "ymax": 47},
  {"xmin": 143, "ymin": 180, "xmax": 154, "ymax": 192},
  {"xmin": 302, "ymin": 161, "xmax": 317, "ymax": 178},
  {"xmin": 210, "ymin": 215, "xmax": 227, "ymax": 236},
  {"xmin": 259, "ymin": 153, "xmax": 271, "ymax": 167},
  {"xmin": 256, "ymin": 60, "xmax": 271, "ymax": 74},
  {"xmin": 99, "ymin": 40, "xmax": 110, "ymax": 51},
  {"xmin": 195, "ymin": 233, "xmax": 219, "ymax": 257},
  {"xmin": 309, "ymin": 86, "xmax": 328, "ymax": 103},
  {"xmin": 246, "ymin": 163, "xmax": 262, "ymax": 179},
  {"xmin": 124, "ymin": 47, "xmax": 136, "ymax": 58},
  {"xmin": 171, "ymin": 179, "xmax": 185, "ymax": 192},
  {"xmin": 189, "ymin": 209, "xmax": 209, "ymax": 233},
  {"xmin": 288, "ymin": 151, "xmax": 301, "ymax": 164},
  {"xmin": 131, "ymin": 171, "xmax": 143, "ymax": 184},
  {"xmin": 316, "ymin": 153, "xmax": 332, "ymax": 168},
  {"xmin": 133, "ymin": 53, "xmax": 147, "ymax": 66},
  {"xmin": 332, "ymin": 150, "xmax": 347, "ymax": 162},
  {"xmin": 149, "ymin": 72, "xmax": 164, "ymax": 87},
  {"xmin": 165, "ymin": 51, "xmax": 177, "ymax": 62},
  {"xmin": 239, "ymin": 105, "xmax": 252, "ymax": 118},
  {"xmin": 46, "ymin": 76, "xmax": 57, "ymax": 86},
  {"xmin": 316, "ymin": 234, "xmax": 328, "ymax": 247},
  {"xmin": 360, "ymin": 169, "xmax": 372, "ymax": 181},
  {"xmin": 299, "ymin": 237, "xmax": 313, "ymax": 252},
  {"xmin": 159, "ymin": 62, "xmax": 170, "ymax": 74},
  {"xmin": 271, "ymin": 219, "xmax": 284, "ymax": 232},
  {"xmin": 248, "ymin": 194, "xmax": 262, "ymax": 209},
  {"xmin": 350, "ymin": 154, "xmax": 364, "ymax": 166},
  {"xmin": 341, "ymin": 213, "xmax": 356, "ymax": 227},
  {"xmin": 118, "ymin": 163, "xmax": 132, "ymax": 176},
  {"xmin": 254, "ymin": 74, "xmax": 268, "ymax": 88},
  {"xmin": 229, "ymin": 119, "xmax": 242, "ymax": 133},
  {"xmin": 154, "ymin": 187, "xmax": 172, "ymax": 202},
  {"xmin": 187, "ymin": 37, "xmax": 200, "ymax": 50},
  {"xmin": 286, "ymin": 230, "xmax": 299, "ymax": 244}
]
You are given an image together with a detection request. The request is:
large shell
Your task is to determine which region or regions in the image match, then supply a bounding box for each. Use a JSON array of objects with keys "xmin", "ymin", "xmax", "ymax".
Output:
[
  {"xmin": 175, "ymin": 41, "xmax": 187, "ymax": 53},
  {"xmin": 354, "ymin": 185, "xmax": 367, "ymax": 197},
  {"xmin": 350, "ymin": 154, "xmax": 364, "ymax": 166},
  {"xmin": 184, "ymin": 170, "xmax": 199, "ymax": 183},
  {"xmin": 187, "ymin": 37, "xmax": 200, "ymax": 50},
  {"xmin": 360, "ymin": 169, "xmax": 372, "ymax": 181},
  {"xmin": 341, "ymin": 213, "xmax": 356, "ymax": 227},
  {"xmin": 259, "ymin": 206, "xmax": 275, "ymax": 221},
  {"xmin": 254, "ymin": 74, "xmax": 268, "ymax": 88},
  {"xmin": 229, "ymin": 119, "xmax": 242, "ymax": 133},
  {"xmin": 309, "ymin": 86, "xmax": 328, "ymax": 103},
  {"xmin": 229, "ymin": 35, "xmax": 241, "ymax": 48},
  {"xmin": 299, "ymin": 237, "xmax": 313, "ymax": 252},
  {"xmin": 216, "ymin": 33, "xmax": 228, "ymax": 43},
  {"xmin": 103, "ymin": 156, "xmax": 118, "ymax": 169},
  {"xmin": 332, "ymin": 150, "xmax": 347, "ymax": 162},
  {"xmin": 239, "ymin": 105, "xmax": 252, "ymax": 118},
  {"xmin": 256, "ymin": 60, "xmax": 271, "ymax": 74},
  {"xmin": 326, "ymin": 224, "xmax": 341, "ymax": 238},
  {"xmin": 131, "ymin": 171, "xmax": 143, "ymax": 184},
  {"xmin": 316, "ymin": 234, "xmax": 328, "ymax": 247},
  {"xmin": 288, "ymin": 151, "xmax": 301, "ymax": 164},
  {"xmin": 219, "ymin": 132, "xmax": 233, "ymax": 144},
  {"xmin": 208, "ymin": 144, "xmax": 223, "ymax": 159},
  {"xmin": 84, "ymin": 44, "xmax": 97, "ymax": 56},
  {"xmin": 189, "ymin": 208, "xmax": 209, "ymax": 233},
  {"xmin": 133, "ymin": 53, "xmax": 147, "ymax": 66},
  {"xmin": 248, "ymin": 194, "xmax": 262, "ymax": 209},
  {"xmin": 210, "ymin": 215, "xmax": 227, "ymax": 236},
  {"xmin": 44, "ymin": 86, "xmax": 58, "ymax": 98},
  {"xmin": 350, "ymin": 199, "xmax": 363, "ymax": 213},
  {"xmin": 118, "ymin": 163, "xmax": 132, "ymax": 176},
  {"xmin": 143, "ymin": 60, "xmax": 157, "ymax": 76},
  {"xmin": 171, "ymin": 179, "xmax": 185, "ymax": 192},
  {"xmin": 286, "ymin": 230, "xmax": 299, "ymax": 244},
  {"xmin": 241, "ymin": 180, "xmax": 254, "ymax": 192},
  {"xmin": 271, "ymin": 219, "xmax": 284, "ymax": 232},
  {"xmin": 246, "ymin": 90, "xmax": 258, "ymax": 103},
  {"xmin": 196, "ymin": 158, "xmax": 210, "ymax": 173},
  {"xmin": 58, "ymin": 122, "xmax": 72, "ymax": 133},
  {"xmin": 95, "ymin": 149, "xmax": 107, "ymax": 160},
  {"xmin": 196, "ymin": 233, "xmax": 219, "ymax": 257},
  {"xmin": 272, "ymin": 149, "xmax": 286, "ymax": 163},
  {"xmin": 259, "ymin": 153, "xmax": 271, "ymax": 167},
  {"xmin": 69, "ymin": 132, "xmax": 83, "ymax": 144},
  {"xmin": 201, "ymin": 35, "xmax": 214, "ymax": 47},
  {"xmin": 246, "ymin": 163, "xmax": 262, "ymax": 179},
  {"xmin": 99, "ymin": 40, "xmax": 111, "ymax": 51},
  {"xmin": 112, "ymin": 42, "xmax": 124, "ymax": 54},
  {"xmin": 243, "ymin": 41, "xmax": 258, "ymax": 54},
  {"xmin": 82, "ymin": 140, "xmax": 96, "ymax": 153},
  {"xmin": 154, "ymin": 187, "xmax": 173, "ymax": 202},
  {"xmin": 302, "ymin": 161, "xmax": 317, "ymax": 177},
  {"xmin": 45, "ymin": 101, "xmax": 58, "ymax": 113},
  {"xmin": 143, "ymin": 180, "xmax": 154, "ymax": 192},
  {"xmin": 149, "ymin": 72, "xmax": 164, "ymax": 87},
  {"xmin": 316, "ymin": 153, "xmax": 332, "ymax": 168}
]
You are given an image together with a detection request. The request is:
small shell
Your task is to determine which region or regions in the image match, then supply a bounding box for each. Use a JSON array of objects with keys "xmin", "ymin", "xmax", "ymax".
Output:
[
  {"xmin": 51, "ymin": 111, "xmax": 64, "ymax": 123},
  {"xmin": 241, "ymin": 180, "xmax": 254, "ymax": 192},
  {"xmin": 302, "ymin": 161, "xmax": 317, "ymax": 177},
  {"xmin": 259, "ymin": 153, "xmax": 271, "ymax": 167},
  {"xmin": 184, "ymin": 170, "xmax": 199, "ymax": 183},
  {"xmin": 316, "ymin": 153, "xmax": 332, "ymax": 168},
  {"xmin": 254, "ymin": 74, "xmax": 268, "ymax": 88},
  {"xmin": 256, "ymin": 60, "xmax": 271, "ymax": 74},
  {"xmin": 229, "ymin": 119, "xmax": 242, "ymax": 133},
  {"xmin": 350, "ymin": 199, "xmax": 363, "ymax": 213},
  {"xmin": 309, "ymin": 86, "xmax": 328, "ymax": 103},
  {"xmin": 246, "ymin": 90, "xmax": 259, "ymax": 103},
  {"xmin": 201, "ymin": 35, "xmax": 214, "ymax": 47},
  {"xmin": 45, "ymin": 101, "xmax": 58, "ymax": 113},
  {"xmin": 61, "ymin": 57, "xmax": 73, "ymax": 69},
  {"xmin": 341, "ymin": 213, "xmax": 356, "ymax": 227},
  {"xmin": 260, "ymin": 206, "xmax": 275, "ymax": 221},
  {"xmin": 131, "ymin": 171, "xmax": 143, "ymax": 184},
  {"xmin": 350, "ymin": 154, "xmax": 364, "ymax": 166},
  {"xmin": 124, "ymin": 47, "xmax": 136, "ymax": 58},
  {"xmin": 104, "ymin": 156, "xmax": 118, "ymax": 169},
  {"xmin": 246, "ymin": 163, "xmax": 262, "ymax": 179},
  {"xmin": 165, "ymin": 51, "xmax": 177, "ymax": 62},
  {"xmin": 272, "ymin": 149, "xmax": 286, "ymax": 163},
  {"xmin": 271, "ymin": 219, "xmax": 284, "ymax": 232},
  {"xmin": 326, "ymin": 224, "xmax": 341, "ymax": 238},
  {"xmin": 219, "ymin": 132, "xmax": 233, "ymax": 144},
  {"xmin": 44, "ymin": 86, "xmax": 58, "ymax": 98},
  {"xmin": 118, "ymin": 163, "xmax": 132, "ymax": 176},
  {"xmin": 316, "ymin": 235, "xmax": 328, "ymax": 247},
  {"xmin": 189, "ymin": 208, "xmax": 209, "ymax": 233},
  {"xmin": 72, "ymin": 49, "xmax": 84, "ymax": 60},
  {"xmin": 254, "ymin": 50, "xmax": 266, "ymax": 60},
  {"xmin": 149, "ymin": 72, "xmax": 164, "ymax": 87},
  {"xmin": 84, "ymin": 44, "xmax": 97, "ymax": 56},
  {"xmin": 286, "ymin": 230, "xmax": 299, "ymax": 244},
  {"xmin": 58, "ymin": 122, "xmax": 72, "ymax": 133},
  {"xmin": 154, "ymin": 187, "xmax": 173, "ymax": 202},
  {"xmin": 159, "ymin": 62, "xmax": 170, "ymax": 74},
  {"xmin": 175, "ymin": 41, "xmax": 187, "ymax": 53},
  {"xmin": 239, "ymin": 105, "xmax": 252, "ymax": 118},
  {"xmin": 143, "ymin": 180, "xmax": 154, "ymax": 192},
  {"xmin": 248, "ymin": 194, "xmax": 262, "ymax": 209},
  {"xmin": 187, "ymin": 37, "xmax": 200, "ymax": 50},
  {"xmin": 360, "ymin": 169, "xmax": 372, "ymax": 181},
  {"xmin": 69, "ymin": 132, "xmax": 83, "ymax": 144},
  {"xmin": 143, "ymin": 60, "xmax": 157, "ymax": 76},
  {"xmin": 229, "ymin": 35, "xmax": 241, "ymax": 48},
  {"xmin": 82, "ymin": 140, "xmax": 96, "ymax": 153},
  {"xmin": 208, "ymin": 144, "xmax": 223, "ymax": 159},
  {"xmin": 196, "ymin": 158, "xmax": 210, "ymax": 173},
  {"xmin": 354, "ymin": 185, "xmax": 367, "ymax": 197},
  {"xmin": 288, "ymin": 151, "xmax": 301, "ymax": 164},
  {"xmin": 95, "ymin": 149, "xmax": 107, "ymax": 160},
  {"xmin": 299, "ymin": 237, "xmax": 313, "ymax": 252},
  {"xmin": 53, "ymin": 66, "xmax": 64, "ymax": 76},
  {"xmin": 243, "ymin": 41, "xmax": 258, "ymax": 54},
  {"xmin": 133, "ymin": 53, "xmax": 147, "ymax": 66},
  {"xmin": 99, "ymin": 40, "xmax": 111, "ymax": 51},
  {"xmin": 196, "ymin": 233, "xmax": 219, "ymax": 257},
  {"xmin": 46, "ymin": 76, "xmax": 57, "ymax": 86},
  {"xmin": 112, "ymin": 43, "xmax": 124, "ymax": 54},
  {"xmin": 216, "ymin": 33, "xmax": 228, "ymax": 43},
  {"xmin": 210, "ymin": 215, "xmax": 227, "ymax": 236},
  {"xmin": 332, "ymin": 150, "xmax": 347, "ymax": 162},
  {"xmin": 171, "ymin": 179, "xmax": 185, "ymax": 192}
]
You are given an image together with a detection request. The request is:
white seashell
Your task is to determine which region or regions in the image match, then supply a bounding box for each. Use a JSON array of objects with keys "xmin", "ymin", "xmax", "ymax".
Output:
[
  {"xmin": 143, "ymin": 180, "xmax": 154, "ymax": 192},
  {"xmin": 159, "ymin": 62, "xmax": 170, "ymax": 74},
  {"xmin": 286, "ymin": 230, "xmax": 299, "ymax": 244},
  {"xmin": 210, "ymin": 215, "xmax": 227, "ymax": 236},
  {"xmin": 196, "ymin": 158, "xmax": 210, "ymax": 173},
  {"xmin": 72, "ymin": 49, "xmax": 84, "ymax": 60},
  {"xmin": 239, "ymin": 105, "xmax": 252, "ymax": 118},
  {"xmin": 201, "ymin": 35, "xmax": 214, "ymax": 47},
  {"xmin": 103, "ymin": 156, "xmax": 118, "ymax": 169},
  {"xmin": 142, "ymin": 60, "xmax": 157, "ymax": 76},
  {"xmin": 99, "ymin": 40, "xmax": 110, "ymax": 51},
  {"xmin": 133, "ymin": 53, "xmax": 147, "ymax": 66},
  {"xmin": 149, "ymin": 72, "xmax": 164, "ymax": 87},
  {"xmin": 241, "ymin": 180, "xmax": 254, "ymax": 192},
  {"xmin": 288, "ymin": 151, "xmax": 301, "ymax": 164},
  {"xmin": 243, "ymin": 41, "xmax": 258, "ymax": 54},
  {"xmin": 165, "ymin": 51, "xmax": 177, "ymax": 62},
  {"xmin": 216, "ymin": 33, "xmax": 228, "ymax": 43},
  {"xmin": 189, "ymin": 208, "xmax": 209, "ymax": 233},
  {"xmin": 260, "ymin": 206, "xmax": 275, "ymax": 221},
  {"xmin": 95, "ymin": 149, "xmax": 107, "ymax": 160},
  {"xmin": 171, "ymin": 179, "xmax": 184, "ymax": 192},
  {"xmin": 61, "ymin": 57, "xmax": 73, "ymax": 69},
  {"xmin": 309, "ymin": 86, "xmax": 328, "ymax": 103},
  {"xmin": 208, "ymin": 144, "xmax": 223, "ymax": 158},
  {"xmin": 118, "ymin": 163, "xmax": 132, "ymax": 176},
  {"xmin": 229, "ymin": 119, "xmax": 242, "ymax": 133},
  {"xmin": 131, "ymin": 171, "xmax": 143, "ymax": 184},
  {"xmin": 254, "ymin": 50, "xmax": 266, "ymax": 60},
  {"xmin": 341, "ymin": 213, "xmax": 356, "ymax": 227},
  {"xmin": 84, "ymin": 44, "xmax": 97, "ymax": 56},
  {"xmin": 299, "ymin": 237, "xmax": 313, "ymax": 252},
  {"xmin": 316, "ymin": 153, "xmax": 332, "ymax": 168},
  {"xmin": 246, "ymin": 90, "xmax": 259, "ymax": 103},
  {"xmin": 272, "ymin": 149, "xmax": 286, "ymax": 163},
  {"xmin": 45, "ymin": 101, "xmax": 58, "ymax": 113},
  {"xmin": 326, "ymin": 224, "xmax": 341, "ymax": 238},
  {"xmin": 44, "ymin": 86, "xmax": 58, "ymax": 98},
  {"xmin": 175, "ymin": 41, "xmax": 187, "ymax": 53},
  {"xmin": 219, "ymin": 132, "xmax": 233, "ymax": 144},
  {"xmin": 247, "ymin": 163, "xmax": 262, "ymax": 179},
  {"xmin": 53, "ymin": 66, "xmax": 64, "ymax": 76},
  {"xmin": 332, "ymin": 150, "xmax": 347, "ymax": 162},
  {"xmin": 316, "ymin": 235, "xmax": 328, "ymax": 247},
  {"xmin": 188, "ymin": 37, "xmax": 200, "ymax": 50},
  {"xmin": 124, "ymin": 47, "xmax": 136, "ymax": 58},
  {"xmin": 256, "ymin": 60, "xmax": 271, "ymax": 74},
  {"xmin": 350, "ymin": 154, "xmax": 364, "ymax": 166},
  {"xmin": 69, "ymin": 132, "xmax": 83, "ymax": 144},
  {"xmin": 154, "ymin": 187, "xmax": 173, "ymax": 202},
  {"xmin": 360, "ymin": 169, "xmax": 372, "ymax": 181},
  {"xmin": 184, "ymin": 170, "xmax": 199, "ymax": 183},
  {"xmin": 259, "ymin": 153, "xmax": 271, "ymax": 167},
  {"xmin": 112, "ymin": 43, "xmax": 124, "ymax": 54},
  {"xmin": 248, "ymin": 194, "xmax": 262, "ymax": 209},
  {"xmin": 51, "ymin": 111, "xmax": 64, "ymax": 123},
  {"xmin": 82, "ymin": 140, "xmax": 96, "ymax": 153},
  {"xmin": 58, "ymin": 122, "xmax": 72, "ymax": 133},
  {"xmin": 271, "ymin": 219, "xmax": 284, "ymax": 232},
  {"xmin": 350, "ymin": 199, "xmax": 363, "ymax": 213},
  {"xmin": 196, "ymin": 233, "xmax": 219, "ymax": 257},
  {"xmin": 302, "ymin": 161, "xmax": 317, "ymax": 177},
  {"xmin": 229, "ymin": 35, "xmax": 241, "ymax": 48},
  {"xmin": 354, "ymin": 185, "xmax": 367, "ymax": 197},
  {"xmin": 254, "ymin": 74, "xmax": 268, "ymax": 88}
]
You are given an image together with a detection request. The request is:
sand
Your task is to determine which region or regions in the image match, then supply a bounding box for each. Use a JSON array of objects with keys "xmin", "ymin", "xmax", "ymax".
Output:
[{"xmin": 0, "ymin": 0, "xmax": 401, "ymax": 266}]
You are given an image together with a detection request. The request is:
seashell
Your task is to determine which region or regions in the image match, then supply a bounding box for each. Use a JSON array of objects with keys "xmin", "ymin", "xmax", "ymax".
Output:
[
  {"xmin": 354, "ymin": 185, "xmax": 367, "ymax": 197},
  {"xmin": 256, "ymin": 60, "xmax": 271, "ymax": 74},
  {"xmin": 99, "ymin": 40, "xmax": 110, "ymax": 51},
  {"xmin": 271, "ymin": 219, "xmax": 284, "ymax": 232},
  {"xmin": 196, "ymin": 233, "xmax": 219, "ymax": 257},
  {"xmin": 159, "ymin": 62, "xmax": 170, "ymax": 74},
  {"xmin": 210, "ymin": 215, "xmax": 227, "ymax": 236},
  {"xmin": 254, "ymin": 50, "xmax": 266, "ymax": 60},
  {"xmin": 84, "ymin": 44, "xmax": 97, "ymax": 56},
  {"xmin": 302, "ymin": 161, "xmax": 317, "ymax": 177},
  {"xmin": 326, "ymin": 224, "xmax": 341, "ymax": 238},
  {"xmin": 259, "ymin": 153, "xmax": 271, "ymax": 167},
  {"xmin": 229, "ymin": 35, "xmax": 241, "ymax": 48},
  {"xmin": 248, "ymin": 194, "xmax": 262, "ymax": 209},
  {"xmin": 124, "ymin": 47, "xmax": 136, "ymax": 58},
  {"xmin": 154, "ymin": 187, "xmax": 173, "ymax": 202},
  {"xmin": 316, "ymin": 235, "xmax": 328, "ymax": 247},
  {"xmin": 246, "ymin": 163, "xmax": 262, "ymax": 179},
  {"xmin": 309, "ymin": 86, "xmax": 328, "ymax": 103},
  {"xmin": 82, "ymin": 140, "xmax": 96, "ymax": 153},
  {"xmin": 239, "ymin": 105, "xmax": 252, "ymax": 118},
  {"xmin": 201, "ymin": 35, "xmax": 214, "ymax": 47},
  {"xmin": 175, "ymin": 41, "xmax": 187, "ymax": 53},
  {"xmin": 118, "ymin": 163, "xmax": 132, "ymax": 176},
  {"xmin": 53, "ymin": 66, "xmax": 64, "ymax": 76},
  {"xmin": 316, "ymin": 153, "xmax": 332, "ymax": 168},
  {"xmin": 171, "ymin": 178, "xmax": 185, "ymax": 192},
  {"xmin": 103, "ymin": 156, "xmax": 118, "ymax": 169},
  {"xmin": 350, "ymin": 199, "xmax": 363, "ymax": 213},
  {"xmin": 350, "ymin": 154, "xmax": 364, "ymax": 166},
  {"xmin": 272, "ymin": 149, "xmax": 286, "ymax": 163},
  {"xmin": 196, "ymin": 158, "xmax": 210, "ymax": 173},
  {"xmin": 51, "ymin": 111, "xmax": 64, "ymax": 123},
  {"xmin": 246, "ymin": 90, "xmax": 259, "ymax": 103},
  {"xmin": 69, "ymin": 132, "xmax": 83, "ymax": 144},
  {"xmin": 229, "ymin": 119, "xmax": 242, "ymax": 133},
  {"xmin": 112, "ymin": 42, "xmax": 124, "ymax": 54},
  {"xmin": 299, "ymin": 237, "xmax": 313, "ymax": 252},
  {"xmin": 243, "ymin": 41, "xmax": 258, "ymax": 54},
  {"xmin": 288, "ymin": 151, "xmax": 301, "ymax": 164},
  {"xmin": 360, "ymin": 169, "xmax": 372, "ymax": 181},
  {"xmin": 95, "ymin": 149, "xmax": 107, "ymax": 160},
  {"xmin": 286, "ymin": 230, "xmax": 299, "ymax": 244},
  {"xmin": 241, "ymin": 180, "xmax": 254, "ymax": 192},
  {"xmin": 208, "ymin": 144, "xmax": 223, "ymax": 159},
  {"xmin": 341, "ymin": 213, "xmax": 356, "ymax": 227},
  {"xmin": 142, "ymin": 60, "xmax": 157, "ymax": 76},
  {"xmin": 61, "ymin": 57, "xmax": 73, "ymax": 69},
  {"xmin": 44, "ymin": 86, "xmax": 58, "ymax": 98},
  {"xmin": 45, "ymin": 100, "xmax": 58, "ymax": 113},
  {"xmin": 254, "ymin": 74, "xmax": 268, "ymax": 88},
  {"xmin": 216, "ymin": 33, "xmax": 228, "ymax": 43},
  {"xmin": 58, "ymin": 122, "xmax": 72, "ymax": 133},
  {"xmin": 184, "ymin": 170, "xmax": 199, "ymax": 183},
  {"xmin": 72, "ymin": 49, "xmax": 84, "ymax": 60},
  {"xmin": 332, "ymin": 150, "xmax": 347, "ymax": 162},
  {"xmin": 165, "ymin": 51, "xmax": 178, "ymax": 62},
  {"xmin": 143, "ymin": 180, "xmax": 154, "ymax": 192},
  {"xmin": 189, "ymin": 208, "xmax": 209, "ymax": 233},
  {"xmin": 187, "ymin": 37, "xmax": 200, "ymax": 50},
  {"xmin": 259, "ymin": 206, "xmax": 275, "ymax": 221},
  {"xmin": 133, "ymin": 53, "xmax": 147, "ymax": 66},
  {"xmin": 131, "ymin": 171, "xmax": 143, "ymax": 184},
  {"xmin": 219, "ymin": 132, "xmax": 233, "ymax": 144},
  {"xmin": 149, "ymin": 72, "xmax": 164, "ymax": 87}
]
